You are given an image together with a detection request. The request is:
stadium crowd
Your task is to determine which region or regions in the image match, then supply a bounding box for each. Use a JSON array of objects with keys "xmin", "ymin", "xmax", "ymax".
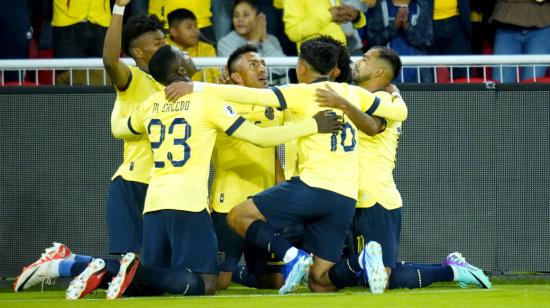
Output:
[{"xmin": 1, "ymin": 0, "xmax": 550, "ymax": 84}]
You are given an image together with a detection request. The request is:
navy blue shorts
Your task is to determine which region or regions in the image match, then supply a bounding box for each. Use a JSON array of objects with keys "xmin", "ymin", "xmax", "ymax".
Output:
[
  {"xmin": 352, "ymin": 204, "xmax": 402, "ymax": 268},
  {"xmin": 211, "ymin": 212, "xmax": 246, "ymax": 272},
  {"xmin": 244, "ymin": 223, "xmax": 304, "ymax": 275},
  {"xmin": 253, "ymin": 177, "xmax": 356, "ymax": 263},
  {"xmin": 107, "ymin": 176, "xmax": 147, "ymax": 254},
  {"xmin": 141, "ymin": 209, "xmax": 218, "ymax": 274}
]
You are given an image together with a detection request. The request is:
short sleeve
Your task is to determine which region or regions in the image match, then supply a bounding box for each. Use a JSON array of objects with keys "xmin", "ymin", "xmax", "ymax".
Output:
[{"xmin": 206, "ymin": 96, "xmax": 246, "ymax": 136}]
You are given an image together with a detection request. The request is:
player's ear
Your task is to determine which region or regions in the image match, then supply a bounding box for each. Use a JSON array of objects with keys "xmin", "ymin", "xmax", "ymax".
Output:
[
  {"xmin": 230, "ymin": 72, "xmax": 243, "ymax": 84},
  {"xmin": 329, "ymin": 67, "xmax": 340, "ymax": 80},
  {"xmin": 130, "ymin": 47, "xmax": 141, "ymax": 59},
  {"xmin": 169, "ymin": 26, "xmax": 177, "ymax": 38}
]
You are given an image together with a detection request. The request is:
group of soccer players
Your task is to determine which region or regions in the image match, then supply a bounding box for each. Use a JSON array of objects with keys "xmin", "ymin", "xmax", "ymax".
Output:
[{"xmin": 13, "ymin": 0, "xmax": 492, "ymax": 300}]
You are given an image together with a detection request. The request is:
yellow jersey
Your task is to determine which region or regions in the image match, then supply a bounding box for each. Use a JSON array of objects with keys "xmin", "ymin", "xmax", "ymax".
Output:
[
  {"xmin": 199, "ymin": 80, "xmax": 403, "ymax": 199},
  {"xmin": 111, "ymin": 66, "xmax": 162, "ymax": 184},
  {"xmin": 166, "ymin": 37, "xmax": 220, "ymax": 83},
  {"xmin": 118, "ymin": 91, "xmax": 318, "ymax": 214},
  {"xmin": 52, "ymin": 0, "xmax": 111, "ymax": 27},
  {"xmin": 211, "ymin": 104, "xmax": 283, "ymax": 213},
  {"xmin": 357, "ymin": 91, "xmax": 404, "ymax": 210},
  {"xmin": 433, "ymin": 0, "xmax": 459, "ymax": 20},
  {"xmin": 148, "ymin": 0, "xmax": 212, "ymax": 29}
]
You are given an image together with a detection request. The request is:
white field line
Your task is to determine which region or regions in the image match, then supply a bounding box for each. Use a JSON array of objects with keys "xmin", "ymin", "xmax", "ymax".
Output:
[{"xmin": 0, "ymin": 288, "xmax": 507, "ymax": 303}]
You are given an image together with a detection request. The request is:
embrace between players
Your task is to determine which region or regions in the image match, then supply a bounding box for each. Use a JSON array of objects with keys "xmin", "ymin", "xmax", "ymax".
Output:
[{"xmin": 14, "ymin": 0, "xmax": 492, "ymax": 300}]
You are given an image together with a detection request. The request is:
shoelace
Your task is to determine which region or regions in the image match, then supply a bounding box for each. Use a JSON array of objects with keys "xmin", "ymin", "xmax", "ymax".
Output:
[{"xmin": 40, "ymin": 278, "xmax": 55, "ymax": 292}]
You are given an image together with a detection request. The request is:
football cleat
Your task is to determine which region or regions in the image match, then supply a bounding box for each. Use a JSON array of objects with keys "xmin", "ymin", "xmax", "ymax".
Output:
[
  {"xmin": 14, "ymin": 242, "xmax": 72, "ymax": 292},
  {"xmin": 359, "ymin": 241, "xmax": 388, "ymax": 294},
  {"xmin": 443, "ymin": 252, "xmax": 492, "ymax": 289},
  {"xmin": 66, "ymin": 258, "xmax": 106, "ymax": 300},
  {"xmin": 279, "ymin": 250, "xmax": 313, "ymax": 294},
  {"xmin": 106, "ymin": 253, "xmax": 140, "ymax": 300}
]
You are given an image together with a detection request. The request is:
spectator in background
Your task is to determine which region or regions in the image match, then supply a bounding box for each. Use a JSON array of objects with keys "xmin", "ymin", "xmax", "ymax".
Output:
[
  {"xmin": 52, "ymin": 0, "xmax": 110, "ymax": 58},
  {"xmin": 365, "ymin": 0, "xmax": 433, "ymax": 82},
  {"xmin": 469, "ymin": 0, "xmax": 495, "ymax": 55},
  {"xmin": 428, "ymin": 0, "xmax": 471, "ymax": 78},
  {"xmin": 148, "ymin": 0, "xmax": 216, "ymax": 45},
  {"xmin": 490, "ymin": 0, "xmax": 550, "ymax": 83},
  {"xmin": 0, "ymin": 0, "xmax": 32, "ymax": 83},
  {"xmin": 341, "ymin": 0, "xmax": 374, "ymax": 55},
  {"xmin": 283, "ymin": 0, "xmax": 366, "ymax": 50},
  {"xmin": 217, "ymin": 0, "xmax": 286, "ymax": 83},
  {"xmin": 212, "ymin": 0, "xmax": 235, "ymax": 42},
  {"xmin": 52, "ymin": 0, "xmax": 111, "ymax": 85},
  {"xmin": 167, "ymin": 9, "xmax": 220, "ymax": 83}
]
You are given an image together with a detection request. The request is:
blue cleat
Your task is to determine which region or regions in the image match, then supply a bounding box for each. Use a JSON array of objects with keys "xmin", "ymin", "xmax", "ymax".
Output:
[
  {"xmin": 359, "ymin": 241, "xmax": 388, "ymax": 294},
  {"xmin": 443, "ymin": 252, "xmax": 492, "ymax": 289},
  {"xmin": 279, "ymin": 250, "xmax": 313, "ymax": 294}
]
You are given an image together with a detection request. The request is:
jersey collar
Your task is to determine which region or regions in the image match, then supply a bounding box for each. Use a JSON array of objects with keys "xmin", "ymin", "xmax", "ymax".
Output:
[{"xmin": 310, "ymin": 76, "xmax": 330, "ymax": 84}]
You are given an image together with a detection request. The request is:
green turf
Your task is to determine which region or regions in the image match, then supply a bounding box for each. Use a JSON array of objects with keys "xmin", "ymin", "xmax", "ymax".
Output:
[{"xmin": 2, "ymin": 283, "xmax": 550, "ymax": 308}]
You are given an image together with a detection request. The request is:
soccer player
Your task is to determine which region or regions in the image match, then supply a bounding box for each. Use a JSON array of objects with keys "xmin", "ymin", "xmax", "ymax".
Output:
[
  {"xmin": 211, "ymin": 44, "xmax": 287, "ymax": 290},
  {"xmin": 13, "ymin": 0, "xmax": 168, "ymax": 297},
  {"xmin": 172, "ymin": 38, "xmax": 408, "ymax": 294},
  {"xmin": 315, "ymin": 46, "xmax": 492, "ymax": 291},
  {"xmin": 106, "ymin": 44, "xmax": 343, "ymax": 297}
]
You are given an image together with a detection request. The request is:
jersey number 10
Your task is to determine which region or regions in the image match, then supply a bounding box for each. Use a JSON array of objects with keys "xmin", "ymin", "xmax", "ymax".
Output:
[
  {"xmin": 330, "ymin": 122, "xmax": 356, "ymax": 152},
  {"xmin": 148, "ymin": 118, "xmax": 192, "ymax": 168}
]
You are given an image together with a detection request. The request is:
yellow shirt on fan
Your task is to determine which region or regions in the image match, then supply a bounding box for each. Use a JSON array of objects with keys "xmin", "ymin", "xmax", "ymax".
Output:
[
  {"xmin": 111, "ymin": 66, "xmax": 162, "ymax": 184},
  {"xmin": 433, "ymin": 0, "xmax": 459, "ymax": 20},
  {"xmin": 52, "ymin": 0, "xmax": 111, "ymax": 27},
  {"xmin": 357, "ymin": 91, "xmax": 404, "ymax": 210},
  {"xmin": 148, "ymin": 0, "xmax": 212, "ymax": 29},
  {"xmin": 211, "ymin": 104, "xmax": 283, "ymax": 213}
]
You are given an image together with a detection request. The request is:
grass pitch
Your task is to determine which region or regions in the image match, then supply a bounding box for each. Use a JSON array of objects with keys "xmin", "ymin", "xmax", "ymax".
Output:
[{"xmin": 1, "ymin": 281, "xmax": 549, "ymax": 308}]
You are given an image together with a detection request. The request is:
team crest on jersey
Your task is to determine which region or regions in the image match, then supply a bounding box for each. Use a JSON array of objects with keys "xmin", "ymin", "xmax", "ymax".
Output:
[
  {"xmin": 264, "ymin": 107, "xmax": 275, "ymax": 120},
  {"xmin": 224, "ymin": 105, "xmax": 237, "ymax": 117}
]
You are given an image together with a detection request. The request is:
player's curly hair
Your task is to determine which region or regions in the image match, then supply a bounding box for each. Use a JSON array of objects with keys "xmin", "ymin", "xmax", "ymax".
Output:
[
  {"xmin": 299, "ymin": 39, "xmax": 339, "ymax": 75},
  {"xmin": 314, "ymin": 36, "xmax": 352, "ymax": 83},
  {"xmin": 122, "ymin": 15, "xmax": 165, "ymax": 57}
]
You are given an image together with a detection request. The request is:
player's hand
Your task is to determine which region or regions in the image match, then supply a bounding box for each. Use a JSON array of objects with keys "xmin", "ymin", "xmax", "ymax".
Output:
[
  {"xmin": 315, "ymin": 84, "xmax": 349, "ymax": 110},
  {"xmin": 165, "ymin": 81, "xmax": 193, "ymax": 102},
  {"xmin": 338, "ymin": 5, "xmax": 359, "ymax": 22},
  {"xmin": 386, "ymin": 83, "xmax": 400, "ymax": 95},
  {"xmin": 313, "ymin": 110, "xmax": 344, "ymax": 134},
  {"xmin": 115, "ymin": 0, "xmax": 132, "ymax": 6}
]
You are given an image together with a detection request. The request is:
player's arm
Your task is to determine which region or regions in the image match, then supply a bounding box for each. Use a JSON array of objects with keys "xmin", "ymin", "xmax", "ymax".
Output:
[
  {"xmin": 111, "ymin": 105, "xmax": 145, "ymax": 139},
  {"xmin": 275, "ymin": 156, "xmax": 286, "ymax": 184},
  {"xmin": 316, "ymin": 84, "xmax": 385, "ymax": 136},
  {"xmin": 164, "ymin": 82, "xmax": 285, "ymax": 108},
  {"xmin": 103, "ymin": 0, "xmax": 132, "ymax": 91},
  {"xmin": 356, "ymin": 84, "xmax": 408, "ymax": 122},
  {"xmin": 230, "ymin": 110, "xmax": 342, "ymax": 147}
]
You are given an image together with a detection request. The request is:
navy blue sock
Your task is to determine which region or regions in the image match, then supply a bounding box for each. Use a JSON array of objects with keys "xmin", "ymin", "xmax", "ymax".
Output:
[
  {"xmin": 231, "ymin": 264, "xmax": 258, "ymax": 288},
  {"xmin": 134, "ymin": 265, "xmax": 205, "ymax": 295},
  {"xmin": 74, "ymin": 254, "xmax": 93, "ymax": 263},
  {"xmin": 389, "ymin": 262, "xmax": 454, "ymax": 289},
  {"xmin": 69, "ymin": 261, "xmax": 90, "ymax": 278},
  {"xmin": 328, "ymin": 256, "xmax": 362, "ymax": 289},
  {"xmin": 245, "ymin": 220, "xmax": 292, "ymax": 260},
  {"xmin": 98, "ymin": 259, "xmax": 121, "ymax": 290}
]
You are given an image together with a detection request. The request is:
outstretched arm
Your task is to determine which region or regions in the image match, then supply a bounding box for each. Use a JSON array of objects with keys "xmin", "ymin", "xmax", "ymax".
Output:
[
  {"xmin": 103, "ymin": 0, "xmax": 132, "ymax": 91},
  {"xmin": 229, "ymin": 111, "xmax": 343, "ymax": 147}
]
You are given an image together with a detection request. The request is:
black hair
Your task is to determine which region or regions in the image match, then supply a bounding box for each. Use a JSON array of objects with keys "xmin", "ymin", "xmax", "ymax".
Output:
[
  {"xmin": 167, "ymin": 8, "xmax": 197, "ymax": 28},
  {"xmin": 226, "ymin": 44, "xmax": 260, "ymax": 73},
  {"xmin": 122, "ymin": 15, "xmax": 164, "ymax": 57},
  {"xmin": 314, "ymin": 35, "xmax": 352, "ymax": 83},
  {"xmin": 233, "ymin": 0, "xmax": 261, "ymax": 14},
  {"xmin": 148, "ymin": 45, "xmax": 178, "ymax": 85},
  {"xmin": 370, "ymin": 46, "xmax": 402, "ymax": 80},
  {"xmin": 299, "ymin": 39, "xmax": 339, "ymax": 75}
]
